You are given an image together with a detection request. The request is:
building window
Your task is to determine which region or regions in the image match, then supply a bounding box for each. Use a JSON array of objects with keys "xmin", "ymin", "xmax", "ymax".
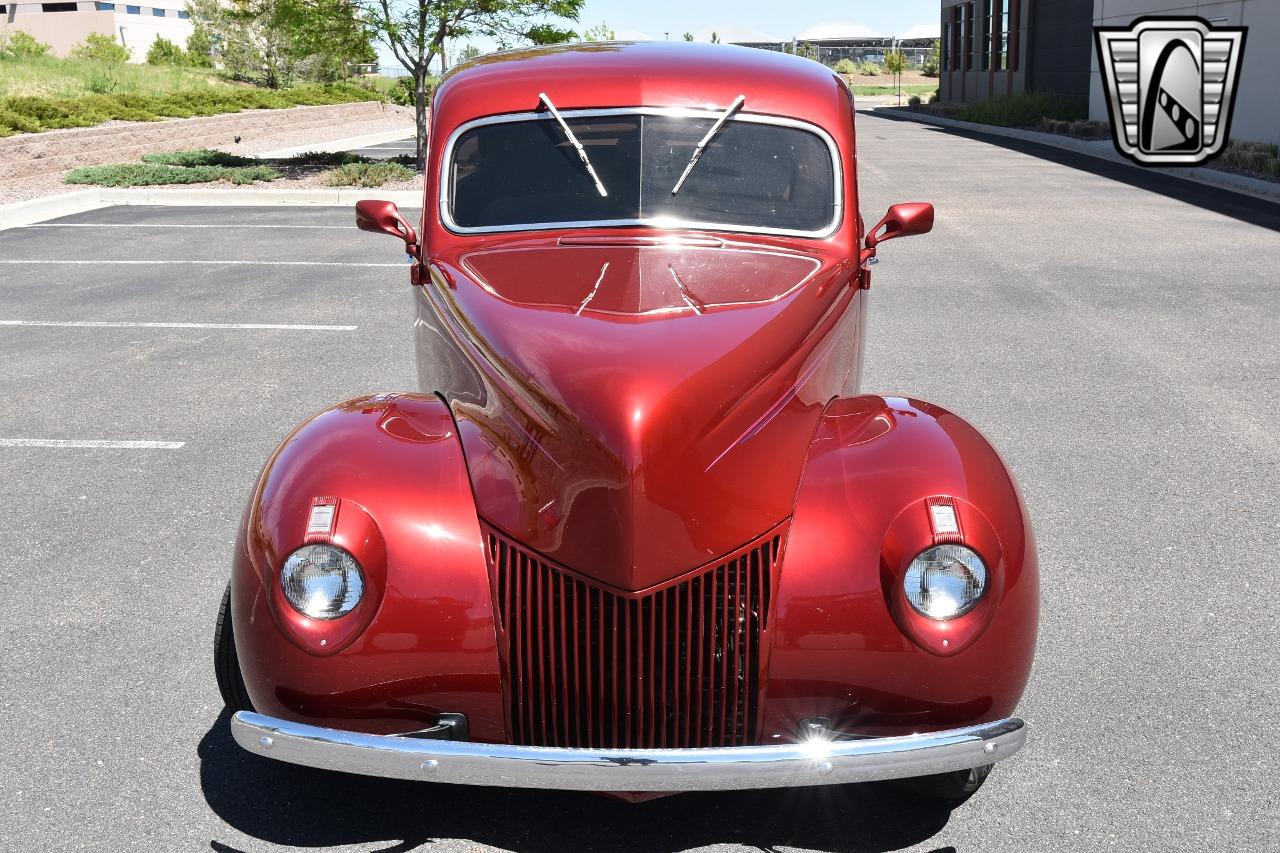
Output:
[
  {"xmin": 41, "ymin": 2, "xmax": 78, "ymax": 10},
  {"xmin": 981, "ymin": 1, "xmax": 992, "ymax": 71},
  {"xmin": 177, "ymin": 9, "xmax": 187, "ymax": 17},
  {"xmin": 942, "ymin": 18, "xmax": 950, "ymax": 71},
  {"xmin": 152, "ymin": 6, "xmax": 164, "ymax": 14},
  {"xmin": 96, "ymin": 1, "xmax": 114, "ymax": 8},
  {"xmin": 965, "ymin": 2, "xmax": 977, "ymax": 71},
  {"xmin": 126, "ymin": 4, "xmax": 138, "ymax": 11}
]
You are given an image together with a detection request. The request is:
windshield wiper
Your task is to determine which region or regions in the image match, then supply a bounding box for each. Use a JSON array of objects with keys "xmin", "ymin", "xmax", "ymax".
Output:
[
  {"xmin": 539, "ymin": 92, "xmax": 608, "ymax": 198},
  {"xmin": 670, "ymin": 94, "xmax": 745, "ymax": 195}
]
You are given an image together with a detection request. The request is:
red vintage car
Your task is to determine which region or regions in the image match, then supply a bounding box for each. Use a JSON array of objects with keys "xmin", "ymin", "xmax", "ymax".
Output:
[{"xmin": 217, "ymin": 41, "xmax": 1038, "ymax": 804}]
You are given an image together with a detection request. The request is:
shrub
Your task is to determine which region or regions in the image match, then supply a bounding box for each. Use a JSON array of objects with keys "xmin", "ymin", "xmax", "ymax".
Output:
[
  {"xmin": 2, "ymin": 31, "xmax": 53, "ymax": 60},
  {"xmin": 859, "ymin": 61, "xmax": 881, "ymax": 76},
  {"xmin": 326, "ymin": 161, "xmax": 416, "ymax": 187},
  {"xmin": 71, "ymin": 33, "xmax": 131, "ymax": 64},
  {"xmin": 142, "ymin": 149, "xmax": 259, "ymax": 167},
  {"xmin": 833, "ymin": 58, "xmax": 856, "ymax": 75},
  {"xmin": 185, "ymin": 28, "xmax": 214, "ymax": 67},
  {"xmin": 954, "ymin": 92, "xmax": 1085, "ymax": 127},
  {"xmin": 0, "ymin": 107, "xmax": 42, "ymax": 135},
  {"xmin": 65, "ymin": 163, "xmax": 281, "ymax": 187},
  {"xmin": 146, "ymin": 37, "xmax": 187, "ymax": 66},
  {"xmin": 282, "ymin": 150, "xmax": 366, "ymax": 166},
  {"xmin": 908, "ymin": 94, "xmax": 922, "ymax": 108},
  {"xmin": 922, "ymin": 40, "xmax": 940, "ymax": 77},
  {"xmin": 85, "ymin": 71, "xmax": 118, "ymax": 94}
]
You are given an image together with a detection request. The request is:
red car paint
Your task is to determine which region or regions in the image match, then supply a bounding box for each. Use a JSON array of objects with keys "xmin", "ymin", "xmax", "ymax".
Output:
[{"xmin": 232, "ymin": 42, "xmax": 1037, "ymax": 750}]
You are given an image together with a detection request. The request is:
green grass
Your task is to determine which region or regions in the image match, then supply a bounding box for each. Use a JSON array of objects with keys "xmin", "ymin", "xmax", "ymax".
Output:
[
  {"xmin": 0, "ymin": 53, "xmax": 232, "ymax": 99},
  {"xmin": 0, "ymin": 56, "xmax": 384, "ymax": 137},
  {"xmin": 950, "ymin": 92, "xmax": 1086, "ymax": 127},
  {"xmin": 326, "ymin": 161, "xmax": 416, "ymax": 187},
  {"xmin": 849, "ymin": 83, "xmax": 938, "ymax": 96},
  {"xmin": 64, "ymin": 162, "xmax": 281, "ymax": 187}
]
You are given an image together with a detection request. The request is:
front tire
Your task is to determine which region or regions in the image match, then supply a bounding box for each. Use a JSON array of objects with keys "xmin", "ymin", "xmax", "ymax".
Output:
[
  {"xmin": 890, "ymin": 763, "xmax": 993, "ymax": 804},
  {"xmin": 214, "ymin": 583, "xmax": 253, "ymax": 712}
]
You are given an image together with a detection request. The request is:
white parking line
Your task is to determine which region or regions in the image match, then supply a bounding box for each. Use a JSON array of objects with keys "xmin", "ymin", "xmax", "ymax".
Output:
[
  {"xmin": 19, "ymin": 223, "xmax": 355, "ymax": 229},
  {"xmin": 0, "ymin": 321, "xmax": 357, "ymax": 331},
  {"xmin": 0, "ymin": 439, "xmax": 184, "ymax": 449},
  {"xmin": 0, "ymin": 260, "xmax": 403, "ymax": 267}
]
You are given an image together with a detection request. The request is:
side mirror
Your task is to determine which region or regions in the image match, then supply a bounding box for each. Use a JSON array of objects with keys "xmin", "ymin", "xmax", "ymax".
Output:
[
  {"xmin": 861, "ymin": 202, "xmax": 934, "ymax": 267},
  {"xmin": 355, "ymin": 199, "xmax": 420, "ymax": 259}
]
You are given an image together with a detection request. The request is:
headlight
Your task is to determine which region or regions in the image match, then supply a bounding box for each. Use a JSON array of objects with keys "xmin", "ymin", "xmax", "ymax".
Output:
[
  {"xmin": 280, "ymin": 544, "xmax": 364, "ymax": 620},
  {"xmin": 903, "ymin": 544, "xmax": 987, "ymax": 620}
]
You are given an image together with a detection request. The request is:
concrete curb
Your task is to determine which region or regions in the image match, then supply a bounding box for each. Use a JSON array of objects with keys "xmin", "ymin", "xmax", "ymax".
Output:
[
  {"xmin": 873, "ymin": 106, "xmax": 1280, "ymax": 205},
  {"xmin": 0, "ymin": 188, "xmax": 422, "ymax": 231},
  {"xmin": 256, "ymin": 129, "xmax": 415, "ymax": 159}
]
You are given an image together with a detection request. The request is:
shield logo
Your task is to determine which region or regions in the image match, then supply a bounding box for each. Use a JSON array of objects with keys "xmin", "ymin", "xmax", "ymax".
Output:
[{"xmin": 1095, "ymin": 17, "xmax": 1246, "ymax": 166}]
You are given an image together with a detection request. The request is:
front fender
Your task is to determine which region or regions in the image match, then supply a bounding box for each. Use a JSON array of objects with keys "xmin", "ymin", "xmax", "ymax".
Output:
[
  {"xmin": 763, "ymin": 395, "xmax": 1039, "ymax": 738},
  {"xmin": 231, "ymin": 394, "xmax": 504, "ymax": 739}
]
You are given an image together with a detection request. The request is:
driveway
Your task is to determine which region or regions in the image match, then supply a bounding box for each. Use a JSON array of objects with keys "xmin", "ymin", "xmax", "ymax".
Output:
[{"xmin": 1, "ymin": 109, "xmax": 1277, "ymax": 851}]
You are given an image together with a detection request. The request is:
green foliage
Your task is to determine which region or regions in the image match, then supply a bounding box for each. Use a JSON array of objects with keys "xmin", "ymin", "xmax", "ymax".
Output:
[
  {"xmin": 789, "ymin": 42, "xmax": 818, "ymax": 61},
  {"xmin": 185, "ymin": 28, "xmax": 215, "ymax": 67},
  {"xmin": 279, "ymin": 149, "xmax": 365, "ymax": 165},
  {"xmin": 0, "ymin": 83, "xmax": 380, "ymax": 135},
  {"xmin": 710, "ymin": 31, "xmax": 720, "ymax": 44},
  {"xmin": 1, "ymin": 31, "xmax": 53, "ymax": 60},
  {"xmin": 858, "ymin": 61, "xmax": 880, "ymax": 76},
  {"xmin": 71, "ymin": 33, "xmax": 132, "ymax": 65},
  {"xmin": 147, "ymin": 37, "xmax": 188, "ymax": 66},
  {"xmin": 953, "ymin": 92, "xmax": 1086, "ymax": 127},
  {"xmin": 85, "ymin": 71, "xmax": 118, "ymax": 94},
  {"xmin": 1219, "ymin": 140, "xmax": 1280, "ymax": 178},
  {"xmin": 65, "ymin": 162, "xmax": 281, "ymax": 187},
  {"xmin": 833, "ymin": 58, "xmax": 856, "ymax": 75},
  {"xmin": 325, "ymin": 161, "xmax": 416, "ymax": 187},
  {"xmin": 458, "ymin": 45, "xmax": 482, "ymax": 62},
  {"xmin": 683, "ymin": 32, "xmax": 693, "ymax": 42},
  {"xmin": 141, "ymin": 149, "xmax": 259, "ymax": 166},
  {"xmin": 582, "ymin": 22, "xmax": 615, "ymax": 41},
  {"xmin": 922, "ymin": 40, "xmax": 940, "ymax": 77},
  {"xmin": 884, "ymin": 49, "xmax": 907, "ymax": 76},
  {"xmin": 908, "ymin": 94, "xmax": 922, "ymax": 107},
  {"xmin": 526, "ymin": 24, "xmax": 577, "ymax": 44}
]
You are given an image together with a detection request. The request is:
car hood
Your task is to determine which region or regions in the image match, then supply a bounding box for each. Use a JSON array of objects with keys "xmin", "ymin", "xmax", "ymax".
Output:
[{"xmin": 431, "ymin": 239, "xmax": 858, "ymax": 590}]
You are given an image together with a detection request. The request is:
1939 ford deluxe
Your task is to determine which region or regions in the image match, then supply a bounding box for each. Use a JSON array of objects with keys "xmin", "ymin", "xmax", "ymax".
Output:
[{"xmin": 217, "ymin": 42, "xmax": 1038, "ymax": 804}]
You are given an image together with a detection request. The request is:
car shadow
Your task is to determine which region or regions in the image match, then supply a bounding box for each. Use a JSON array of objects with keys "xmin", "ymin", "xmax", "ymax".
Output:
[
  {"xmin": 199, "ymin": 711, "xmax": 956, "ymax": 853},
  {"xmin": 862, "ymin": 108, "xmax": 1280, "ymax": 234}
]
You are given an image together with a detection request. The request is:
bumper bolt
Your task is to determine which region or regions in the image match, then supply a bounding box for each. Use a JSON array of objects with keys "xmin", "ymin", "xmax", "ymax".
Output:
[
  {"xmin": 259, "ymin": 736, "xmax": 273, "ymax": 750},
  {"xmin": 421, "ymin": 760, "xmax": 440, "ymax": 772}
]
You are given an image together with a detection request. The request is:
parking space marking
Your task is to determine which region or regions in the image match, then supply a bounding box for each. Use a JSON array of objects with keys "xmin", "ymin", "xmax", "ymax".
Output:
[
  {"xmin": 0, "ymin": 320, "xmax": 357, "ymax": 331},
  {"xmin": 0, "ymin": 439, "xmax": 184, "ymax": 449},
  {"xmin": 18, "ymin": 224, "xmax": 355, "ymax": 230},
  {"xmin": 0, "ymin": 260, "xmax": 403, "ymax": 267}
]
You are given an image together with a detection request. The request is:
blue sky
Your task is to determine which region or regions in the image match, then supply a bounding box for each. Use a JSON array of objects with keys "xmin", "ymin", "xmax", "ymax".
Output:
[
  {"xmin": 570, "ymin": 0, "xmax": 941, "ymax": 42},
  {"xmin": 377, "ymin": 0, "xmax": 943, "ymax": 74}
]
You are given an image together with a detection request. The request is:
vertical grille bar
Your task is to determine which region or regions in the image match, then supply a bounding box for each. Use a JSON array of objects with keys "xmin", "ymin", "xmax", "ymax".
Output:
[{"xmin": 487, "ymin": 522, "xmax": 786, "ymax": 749}]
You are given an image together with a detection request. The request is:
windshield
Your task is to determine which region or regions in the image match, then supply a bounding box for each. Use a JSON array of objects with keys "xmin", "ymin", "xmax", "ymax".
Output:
[{"xmin": 445, "ymin": 110, "xmax": 839, "ymax": 236}]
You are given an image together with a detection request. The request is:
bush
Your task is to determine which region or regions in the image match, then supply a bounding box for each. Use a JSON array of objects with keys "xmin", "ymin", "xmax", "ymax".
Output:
[
  {"xmin": 85, "ymin": 71, "xmax": 118, "ymax": 95},
  {"xmin": 859, "ymin": 61, "xmax": 881, "ymax": 76},
  {"xmin": 0, "ymin": 107, "xmax": 42, "ymax": 135},
  {"xmin": 922, "ymin": 40, "xmax": 940, "ymax": 77},
  {"xmin": 833, "ymin": 58, "xmax": 856, "ymax": 75},
  {"xmin": 185, "ymin": 28, "xmax": 214, "ymax": 67},
  {"xmin": 954, "ymin": 92, "xmax": 1085, "ymax": 127},
  {"xmin": 71, "ymin": 33, "xmax": 131, "ymax": 64},
  {"xmin": 326, "ymin": 161, "xmax": 416, "ymax": 187},
  {"xmin": 282, "ymin": 150, "xmax": 366, "ymax": 166},
  {"xmin": 65, "ymin": 162, "xmax": 281, "ymax": 187},
  {"xmin": 908, "ymin": 94, "xmax": 922, "ymax": 108},
  {"xmin": 1, "ymin": 31, "xmax": 53, "ymax": 60},
  {"xmin": 142, "ymin": 149, "xmax": 259, "ymax": 167},
  {"xmin": 146, "ymin": 37, "xmax": 187, "ymax": 67}
]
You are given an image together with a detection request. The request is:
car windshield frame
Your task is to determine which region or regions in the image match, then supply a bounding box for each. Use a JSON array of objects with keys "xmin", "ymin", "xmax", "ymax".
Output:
[{"xmin": 438, "ymin": 106, "xmax": 844, "ymax": 240}]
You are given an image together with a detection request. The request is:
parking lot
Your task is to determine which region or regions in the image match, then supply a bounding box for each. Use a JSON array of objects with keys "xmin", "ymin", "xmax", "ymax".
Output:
[{"xmin": 2, "ymin": 111, "xmax": 1277, "ymax": 852}]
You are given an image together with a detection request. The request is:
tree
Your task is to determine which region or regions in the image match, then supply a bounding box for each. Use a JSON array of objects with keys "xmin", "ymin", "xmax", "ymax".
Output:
[
  {"xmin": 682, "ymin": 32, "xmax": 693, "ymax": 42},
  {"xmin": 710, "ymin": 31, "xmax": 719, "ymax": 44},
  {"xmin": 185, "ymin": 26, "xmax": 215, "ymax": 67},
  {"xmin": 362, "ymin": 1, "xmax": 585, "ymax": 170},
  {"xmin": 884, "ymin": 48, "xmax": 907, "ymax": 104},
  {"xmin": 921, "ymin": 39, "xmax": 940, "ymax": 77},
  {"xmin": 582, "ymin": 22, "xmax": 614, "ymax": 41},
  {"xmin": 71, "ymin": 33, "xmax": 132, "ymax": 64},
  {"xmin": 458, "ymin": 43, "xmax": 482, "ymax": 61},
  {"xmin": 147, "ymin": 36, "xmax": 188, "ymax": 66}
]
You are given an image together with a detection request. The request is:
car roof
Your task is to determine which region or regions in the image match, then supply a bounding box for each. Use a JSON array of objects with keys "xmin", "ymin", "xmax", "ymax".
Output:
[{"xmin": 431, "ymin": 41, "xmax": 853, "ymax": 137}]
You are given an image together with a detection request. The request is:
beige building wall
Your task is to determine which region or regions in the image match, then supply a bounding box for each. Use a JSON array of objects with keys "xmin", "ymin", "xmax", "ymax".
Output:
[
  {"xmin": 1, "ymin": 1, "xmax": 194, "ymax": 62},
  {"xmin": 1090, "ymin": 0, "xmax": 1279, "ymax": 144}
]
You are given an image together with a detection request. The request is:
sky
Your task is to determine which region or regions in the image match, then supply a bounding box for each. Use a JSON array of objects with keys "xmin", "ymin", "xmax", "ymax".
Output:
[{"xmin": 376, "ymin": 0, "xmax": 943, "ymax": 74}]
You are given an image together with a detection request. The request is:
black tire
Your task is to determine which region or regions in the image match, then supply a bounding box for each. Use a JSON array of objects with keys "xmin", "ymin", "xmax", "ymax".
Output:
[
  {"xmin": 214, "ymin": 583, "xmax": 254, "ymax": 712},
  {"xmin": 889, "ymin": 763, "xmax": 993, "ymax": 804}
]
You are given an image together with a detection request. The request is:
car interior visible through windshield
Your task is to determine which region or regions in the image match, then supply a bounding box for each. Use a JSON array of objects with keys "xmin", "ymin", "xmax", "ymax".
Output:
[{"xmin": 448, "ymin": 111, "xmax": 837, "ymax": 235}]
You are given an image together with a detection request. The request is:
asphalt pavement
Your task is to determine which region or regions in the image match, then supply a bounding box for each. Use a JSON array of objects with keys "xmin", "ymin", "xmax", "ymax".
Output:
[{"xmin": 1, "ymin": 109, "xmax": 1277, "ymax": 852}]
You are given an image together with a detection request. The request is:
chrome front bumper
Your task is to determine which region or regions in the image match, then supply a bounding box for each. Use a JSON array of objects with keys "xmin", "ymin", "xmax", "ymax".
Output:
[{"xmin": 230, "ymin": 711, "xmax": 1025, "ymax": 792}]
